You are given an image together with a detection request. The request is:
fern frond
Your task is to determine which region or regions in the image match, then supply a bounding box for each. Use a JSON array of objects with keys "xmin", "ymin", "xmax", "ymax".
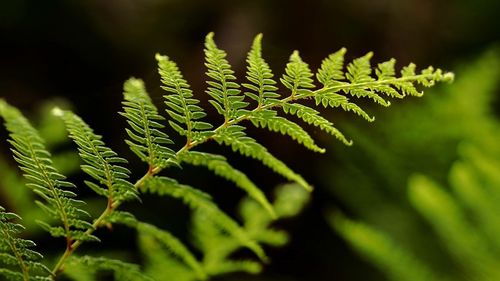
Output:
[
  {"xmin": 177, "ymin": 151, "xmax": 275, "ymax": 218},
  {"xmin": 281, "ymin": 103, "xmax": 352, "ymax": 145},
  {"xmin": 156, "ymin": 54, "xmax": 213, "ymax": 142},
  {"xmin": 315, "ymin": 49, "xmax": 453, "ymax": 108},
  {"xmin": 330, "ymin": 212, "xmax": 444, "ymax": 281},
  {"xmin": 120, "ymin": 78, "xmax": 177, "ymax": 169},
  {"xmin": 408, "ymin": 175, "xmax": 495, "ymax": 266},
  {"xmin": 317, "ymin": 48, "xmax": 347, "ymax": 87},
  {"xmin": 102, "ymin": 213, "xmax": 206, "ymax": 279},
  {"xmin": 138, "ymin": 232, "xmax": 197, "ymax": 281},
  {"xmin": 247, "ymin": 109, "xmax": 325, "ymax": 153},
  {"xmin": 53, "ymin": 108, "xmax": 138, "ymax": 204},
  {"xmin": 142, "ymin": 176, "xmax": 267, "ymax": 261},
  {"xmin": 242, "ymin": 34, "xmax": 280, "ymax": 107},
  {"xmin": 280, "ymin": 51, "xmax": 315, "ymax": 97},
  {"xmin": 137, "ymin": 222, "xmax": 206, "ymax": 280},
  {"xmin": 0, "ymin": 101, "xmax": 95, "ymax": 243},
  {"xmin": 0, "ymin": 206, "xmax": 51, "ymax": 281},
  {"xmin": 213, "ymin": 125, "xmax": 311, "ymax": 190},
  {"xmin": 204, "ymin": 32, "xmax": 249, "ymax": 122},
  {"xmin": 67, "ymin": 256, "xmax": 152, "ymax": 281}
]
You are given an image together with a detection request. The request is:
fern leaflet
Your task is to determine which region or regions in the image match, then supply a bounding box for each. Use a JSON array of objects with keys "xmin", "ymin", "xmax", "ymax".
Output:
[
  {"xmin": 137, "ymin": 222, "xmax": 206, "ymax": 280},
  {"xmin": 177, "ymin": 151, "xmax": 275, "ymax": 217},
  {"xmin": 213, "ymin": 125, "xmax": 311, "ymax": 190},
  {"xmin": 120, "ymin": 78, "xmax": 177, "ymax": 170},
  {"xmin": 281, "ymin": 103, "xmax": 352, "ymax": 145},
  {"xmin": 156, "ymin": 54, "xmax": 213, "ymax": 143},
  {"xmin": 66, "ymin": 256, "xmax": 152, "ymax": 281},
  {"xmin": 142, "ymin": 176, "xmax": 267, "ymax": 261},
  {"xmin": 54, "ymin": 108, "xmax": 138, "ymax": 204},
  {"xmin": 204, "ymin": 32, "xmax": 249, "ymax": 122},
  {"xmin": 316, "ymin": 47, "xmax": 347, "ymax": 87},
  {"xmin": 280, "ymin": 51, "xmax": 315, "ymax": 98},
  {"xmin": 247, "ymin": 109, "xmax": 325, "ymax": 153},
  {"xmin": 0, "ymin": 206, "xmax": 51, "ymax": 281},
  {"xmin": 242, "ymin": 33, "xmax": 280, "ymax": 107}
]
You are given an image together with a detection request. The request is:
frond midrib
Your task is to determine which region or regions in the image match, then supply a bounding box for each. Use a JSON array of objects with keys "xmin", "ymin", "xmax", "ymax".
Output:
[{"xmin": 23, "ymin": 135, "xmax": 72, "ymax": 240}]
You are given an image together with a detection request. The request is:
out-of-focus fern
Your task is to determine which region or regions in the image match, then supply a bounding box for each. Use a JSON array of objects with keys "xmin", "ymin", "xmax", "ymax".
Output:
[
  {"xmin": 330, "ymin": 212, "xmax": 444, "ymax": 281},
  {"xmin": 0, "ymin": 32, "xmax": 451, "ymax": 280},
  {"xmin": 139, "ymin": 183, "xmax": 310, "ymax": 281},
  {"xmin": 0, "ymin": 206, "xmax": 51, "ymax": 281},
  {"xmin": 331, "ymin": 142, "xmax": 500, "ymax": 281},
  {"xmin": 65, "ymin": 256, "xmax": 154, "ymax": 281}
]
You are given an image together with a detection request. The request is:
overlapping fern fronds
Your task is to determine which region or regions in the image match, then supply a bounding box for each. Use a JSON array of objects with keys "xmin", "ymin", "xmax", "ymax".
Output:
[
  {"xmin": 0, "ymin": 32, "xmax": 452, "ymax": 281},
  {"xmin": 138, "ymin": 183, "xmax": 310, "ymax": 281},
  {"xmin": 330, "ymin": 144, "xmax": 500, "ymax": 281},
  {"xmin": 0, "ymin": 101, "xmax": 95, "ymax": 244}
]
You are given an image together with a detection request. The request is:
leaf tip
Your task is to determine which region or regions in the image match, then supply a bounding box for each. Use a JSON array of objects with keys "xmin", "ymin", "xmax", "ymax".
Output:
[{"xmin": 51, "ymin": 106, "xmax": 64, "ymax": 117}]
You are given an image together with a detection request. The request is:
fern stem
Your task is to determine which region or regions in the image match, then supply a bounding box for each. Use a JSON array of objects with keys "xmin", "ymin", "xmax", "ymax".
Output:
[{"xmin": 51, "ymin": 202, "xmax": 114, "ymax": 277}]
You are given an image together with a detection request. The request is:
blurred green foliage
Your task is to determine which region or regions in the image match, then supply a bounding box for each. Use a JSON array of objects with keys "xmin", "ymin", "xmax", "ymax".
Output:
[{"xmin": 327, "ymin": 49, "xmax": 500, "ymax": 280}]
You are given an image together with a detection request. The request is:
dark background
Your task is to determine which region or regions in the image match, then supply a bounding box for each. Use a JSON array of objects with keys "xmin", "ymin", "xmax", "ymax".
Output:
[{"xmin": 1, "ymin": 0, "xmax": 499, "ymax": 280}]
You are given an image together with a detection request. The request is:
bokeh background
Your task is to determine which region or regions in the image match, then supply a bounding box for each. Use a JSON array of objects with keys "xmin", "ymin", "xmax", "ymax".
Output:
[{"xmin": 1, "ymin": 0, "xmax": 500, "ymax": 280}]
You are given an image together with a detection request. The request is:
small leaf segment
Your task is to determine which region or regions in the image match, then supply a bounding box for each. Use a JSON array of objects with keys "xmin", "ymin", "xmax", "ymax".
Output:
[{"xmin": 0, "ymin": 206, "xmax": 52, "ymax": 281}]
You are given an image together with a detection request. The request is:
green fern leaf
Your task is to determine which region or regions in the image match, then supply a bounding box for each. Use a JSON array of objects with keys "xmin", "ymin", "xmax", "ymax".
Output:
[
  {"xmin": 53, "ymin": 109, "xmax": 138, "ymax": 204},
  {"xmin": 247, "ymin": 110, "xmax": 325, "ymax": 153},
  {"xmin": 142, "ymin": 176, "xmax": 267, "ymax": 261},
  {"xmin": 408, "ymin": 175, "xmax": 493, "ymax": 263},
  {"xmin": 156, "ymin": 54, "xmax": 213, "ymax": 143},
  {"xmin": 345, "ymin": 52, "xmax": 391, "ymax": 106},
  {"xmin": 371, "ymin": 59, "xmax": 406, "ymax": 99},
  {"xmin": 242, "ymin": 34, "xmax": 280, "ymax": 107},
  {"xmin": 313, "ymin": 91, "xmax": 375, "ymax": 122},
  {"xmin": 120, "ymin": 78, "xmax": 177, "ymax": 169},
  {"xmin": 281, "ymin": 103, "xmax": 352, "ymax": 145},
  {"xmin": 392, "ymin": 64, "xmax": 451, "ymax": 97},
  {"xmin": 137, "ymin": 222, "xmax": 206, "ymax": 280},
  {"xmin": 178, "ymin": 151, "xmax": 275, "ymax": 218},
  {"xmin": 316, "ymin": 47, "xmax": 347, "ymax": 88},
  {"xmin": 207, "ymin": 260, "xmax": 262, "ymax": 276},
  {"xmin": 280, "ymin": 51, "xmax": 315, "ymax": 97},
  {"xmin": 138, "ymin": 232, "xmax": 197, "ymax": 281},
  {"xmin": 0, "ymin": 101, "xmax": 95, "ymax": 243},
  {"xmin": 96, "ymin": 208, "xmax": 206, "ymax": 277},
  {"xmin": 330, "ymin": 212, "xmax": 444, "ymax": 281},
  {"xmin": 0, "ymin": 206, "xmax": 51, "ymax": 281},
  {"xmin": 204, "ymin": 32, "xmax": 249, "ymax": 122},
  {"xmin": 67, "ymin": 256, "xmax": 152, "ymax": 281},
  {"xmin": 213, "ymin": 125, "xmax": 311, "ymax": 190}
]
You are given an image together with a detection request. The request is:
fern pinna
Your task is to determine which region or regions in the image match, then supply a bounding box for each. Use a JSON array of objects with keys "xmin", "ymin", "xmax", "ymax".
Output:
[{"xmin": 0, "ymin": 32, "xmax": 452, "ymax": 280}]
